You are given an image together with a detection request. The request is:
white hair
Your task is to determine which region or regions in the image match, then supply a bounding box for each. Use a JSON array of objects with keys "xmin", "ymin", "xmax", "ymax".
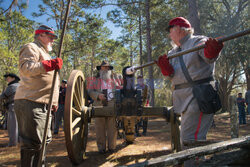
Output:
[{"xmin": 180, "ymin": 27, "xmax": 194, "ymax": 35}]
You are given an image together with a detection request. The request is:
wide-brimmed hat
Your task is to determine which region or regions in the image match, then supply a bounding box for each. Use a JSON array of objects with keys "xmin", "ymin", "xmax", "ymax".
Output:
[
  {"xmin": 96, "ymin": 61, "xmax": 113, "ymax": 71},
  {"xmin": 4, "ymin": 73, "xmax": 20, "ymax": 81},
  {"xmin": 62, "ymin": 79, "xmax": 67, "ymax": 84},
  {"xmin": 166, "ymin": 17, "xmax": 191, "ymax": 32},
  {"xmin": 35, "ymin": 25, "xmax": 58, "ymax": 39}
]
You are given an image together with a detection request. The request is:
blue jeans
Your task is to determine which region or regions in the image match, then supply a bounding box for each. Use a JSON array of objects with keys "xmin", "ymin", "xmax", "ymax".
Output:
[
  {"xmin": 238, "ymin": 108, "xmax": 246, "ymax": 124},
  {"xmin": 54, "ymin": 104, "xmax": 64, "ymax": 133}
]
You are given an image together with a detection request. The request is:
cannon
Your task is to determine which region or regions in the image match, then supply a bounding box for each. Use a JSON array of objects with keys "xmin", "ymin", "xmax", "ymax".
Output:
[
  {"xmin": 63, "ymin": 69, "xmax": 181, "ymax": 165},
  {"xmin": 63, "ymin": 29, "xmax": 250, "ymax": 165},
  {"xmin": 62, "ymin": 28, "xmax": 250, "ymax": 165}
]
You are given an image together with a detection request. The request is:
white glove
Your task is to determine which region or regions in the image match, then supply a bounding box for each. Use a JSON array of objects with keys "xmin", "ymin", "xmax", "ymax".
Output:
[{"xmin": 126, "ymin": 66, "xmax": 136, "ymax": 75}]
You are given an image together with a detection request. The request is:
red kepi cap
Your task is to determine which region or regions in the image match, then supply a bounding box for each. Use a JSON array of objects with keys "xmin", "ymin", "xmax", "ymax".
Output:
[
  {"xmin": 166, "ymin": 17, "xmax": 191, "ymax": 32},
  {"xmin": 35, "ymin": 25, "xmax": 58, "ymax": 39}
]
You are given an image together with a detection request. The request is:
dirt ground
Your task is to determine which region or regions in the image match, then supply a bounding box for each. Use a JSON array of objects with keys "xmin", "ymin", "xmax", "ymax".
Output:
[{"xmin": 0, "ymin": 113, "xmax": 250, "ymax": 167}]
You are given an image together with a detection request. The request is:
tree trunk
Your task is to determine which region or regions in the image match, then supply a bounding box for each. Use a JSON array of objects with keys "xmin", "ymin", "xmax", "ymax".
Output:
[
  {"xmin": 218, "ymin": 77, "xmax": 230, "ymax": 112},
  {"xmin": 138, "ymin": 3, "xmax": 143, "ymax": 76},
  {"xmin": 91, "ymin": 45, "xmax": 95, "ymax": 78},
  {"xmin": 229, "ymin": 96, "xmax": 239, "ymax": 138},
  {"xmin": 145, "ymin": 0, "xmax": 154, "ymax": 106},
  {"xmin": 245, "ymin": 65, "xmax": 250, "ymax": 90},
  {"xmin": 187, "ymin": 0, "xmax": 202, "ymax": 35},
  {"xmin": 73, "ymin": 54, "xmax": 76, "ymax": 69},
  {"xmin": 129, "ymin": 21, "xmax": 133, "ymax": 66}
]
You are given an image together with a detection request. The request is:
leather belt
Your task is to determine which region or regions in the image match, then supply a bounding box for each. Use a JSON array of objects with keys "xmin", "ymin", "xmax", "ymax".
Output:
[{"xmin": 174, "ymin": 77, "xmax": 214, "ymax": 90}]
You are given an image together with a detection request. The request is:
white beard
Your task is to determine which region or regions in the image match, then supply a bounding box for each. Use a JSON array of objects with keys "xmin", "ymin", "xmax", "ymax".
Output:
[
  {"xmin": 100, "ymin": 70, "xmax": 112, "ymax": 80},
  {"xmin": 47, "ymin": 43, "xmax": 53, "ymax": 52}
]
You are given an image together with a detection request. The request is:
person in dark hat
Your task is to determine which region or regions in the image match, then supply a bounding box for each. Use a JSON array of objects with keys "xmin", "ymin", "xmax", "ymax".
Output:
[
  {"xmin": 96, "ymin": 60, "xmax": 114, "ymax": 71},
  {"xmin": 88, "ymin": 60, "xmax": 122, "ymax": 154},
  {"xmin": 237, "ymin": 93, "xmax": 246, "ymax": 124},
  {"xmin": 14, "ymin": 25, "xmax": 63, "ymax": 166},
  {"xmin": 62, "ymin": 79, "xmax": 67, "ymax": 84},
  {"xmin": 54, "ymin": 79, "xmax": 67, "ymax": 134},
  {"xmin": 3, "ymin": 73, "xmax": 20, "ymax": 81},
  {"xmin": 0, "ymin": 73, "xmax": 20, "ymax": 147},
  {"xmin": 156, "ymin": 17, "xmax": 223, "ymax": 166}
]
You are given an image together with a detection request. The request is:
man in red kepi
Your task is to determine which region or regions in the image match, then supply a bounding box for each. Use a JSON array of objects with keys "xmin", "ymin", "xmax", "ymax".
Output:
[
  {"xmin": 156, "ymin": 17, "xmax": 223, "ymax": 166},
  {"xmin": 14, "ymin": 25, "xmax": 63, "ymax": 167}
]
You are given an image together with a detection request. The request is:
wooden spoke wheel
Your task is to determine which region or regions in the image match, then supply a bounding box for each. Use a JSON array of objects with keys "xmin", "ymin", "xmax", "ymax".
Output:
[{"xmin": 64, "ymin": 70, "xmax": 89, "ymax": 165}]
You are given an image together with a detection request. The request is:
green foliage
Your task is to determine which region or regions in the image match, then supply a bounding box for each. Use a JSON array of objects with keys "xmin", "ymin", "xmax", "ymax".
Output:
[
  {"xmin": 0, "ymin": 10, "xmax": 34, "ymax": 89},
  {"xmin": 197, "ymin": 0, "xmax": 249, "ymax": 110},
  {"xmin": 201, "ymin": 0, "xmax": 248, "ymax": 84},
  {"xmin": 0, "ymin": 0, "xmax": 248, "ymax": 107},
  {"xmin": 31, "ymin": 0, "xmax": 132, "ymax": 81}
]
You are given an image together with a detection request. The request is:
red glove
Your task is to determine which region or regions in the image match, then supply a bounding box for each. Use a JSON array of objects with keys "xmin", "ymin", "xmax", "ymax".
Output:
[
  {"xmin": 156, "ymin": 54, "xmax": 174, "ymax": 77},
  {"xmin": 42, "ymin": 58, "xmax": 63, "ymax": 72},
  {"xmin": 204, "ymin": 38, "xmax": 223, "ymax": 59},
  {"xmin": 52, "ymin": 105, "xmax": 58, "ymax": 112}
]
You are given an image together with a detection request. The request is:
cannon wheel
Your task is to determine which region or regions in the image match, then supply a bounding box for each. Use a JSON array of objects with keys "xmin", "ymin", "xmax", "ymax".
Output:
[{"xmin": 64, "ymin": 70, "xmax": 89, "ymax": 165}]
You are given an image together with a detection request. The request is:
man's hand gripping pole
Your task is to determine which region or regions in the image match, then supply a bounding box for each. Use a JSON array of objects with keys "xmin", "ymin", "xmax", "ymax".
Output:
[{"xmin": 126, "ymin": 28, "xmax": 250, "ymax": 74}]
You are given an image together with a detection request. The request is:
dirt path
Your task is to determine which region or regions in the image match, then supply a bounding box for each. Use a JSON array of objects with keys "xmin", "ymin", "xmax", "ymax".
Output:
[{"xmin": 0, "ymin": 113, "xmax": 250, "ymax": 167}]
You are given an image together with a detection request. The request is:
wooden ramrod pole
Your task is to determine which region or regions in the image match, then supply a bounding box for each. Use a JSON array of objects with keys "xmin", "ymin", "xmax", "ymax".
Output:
[
  {"xmin": 134, "ymin": 28, "xmax": 250, "ymax": 71},
  {"xmin": 37, "ymin": 0, "xmax": 72, "ymax": 166}
]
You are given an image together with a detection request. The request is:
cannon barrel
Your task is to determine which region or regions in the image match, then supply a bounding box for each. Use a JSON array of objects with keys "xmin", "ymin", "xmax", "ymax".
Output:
[{"xmin": 133, "ymin": 28, "xmax": 250, "ymax": 71}]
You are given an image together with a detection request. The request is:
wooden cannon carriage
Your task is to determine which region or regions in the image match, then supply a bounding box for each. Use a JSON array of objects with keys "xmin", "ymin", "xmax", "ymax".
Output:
[{"xmin": 63, "ymin": 70, "xmax": 181, "ymax": 165}]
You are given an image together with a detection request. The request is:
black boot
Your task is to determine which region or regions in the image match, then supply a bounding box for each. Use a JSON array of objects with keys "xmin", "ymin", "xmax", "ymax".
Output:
[
  {"xmin": 33, "ymin": 149, "xmax": 46, "ymax": 167},
  {"xmin": 21, "ymin": 149, "xmax": 35, "ymax": 167},
  {"xmin": 21, "ymin": 148, "xmax": 45, "ymax": 167}
]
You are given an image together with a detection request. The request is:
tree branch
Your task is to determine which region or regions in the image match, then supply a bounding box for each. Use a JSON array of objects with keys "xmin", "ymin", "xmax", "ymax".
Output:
[{"xmin": 0, "ymin": 0, "xmax": 16, "ymax": 16}]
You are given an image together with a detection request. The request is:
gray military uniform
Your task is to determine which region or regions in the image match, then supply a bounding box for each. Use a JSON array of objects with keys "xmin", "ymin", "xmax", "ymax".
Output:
[
  {"xmin": 168, "ymin": 34, "xmax": 218, "ymax": 145},
  {"xmin": 0, "ymin": 81, "xmax": 19, "ymax": 146}
]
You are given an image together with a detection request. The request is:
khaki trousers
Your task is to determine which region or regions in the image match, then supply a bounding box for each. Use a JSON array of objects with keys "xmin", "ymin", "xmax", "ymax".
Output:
[{"xmin": 95, "ymin": 117, "xmax": 117, "ymax": 151}]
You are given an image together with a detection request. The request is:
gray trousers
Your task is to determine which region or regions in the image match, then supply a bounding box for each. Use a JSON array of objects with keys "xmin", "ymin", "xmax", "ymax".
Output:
[
  {"xmin": 14, "ymin": 99, "xmax": 52, "ymax": 167},
  {"xmin": 180, "ymin": 99, "xmax": 213, "ymax": 167},
  {"xmin": 7, "ymin": 103, "xmax": 18, "ymax": 146}
]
